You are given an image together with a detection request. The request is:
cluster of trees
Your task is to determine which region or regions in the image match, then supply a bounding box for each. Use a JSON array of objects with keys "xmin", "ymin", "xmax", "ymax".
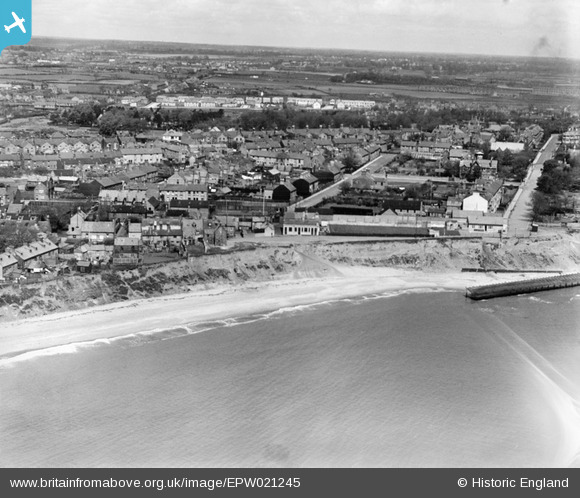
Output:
[
  {"xmin": 0, "ymin": 167, "xmax": 22, "ymax": 178},
  {"xmin": 58, "ymin": 103, "xmax": 103, "ymax": 127},
  {"xmin": 532, "ymin": 158, "xmax": 578, "ymax": 219},
  {"xmin": 374, "ymin": 106, "xmax": 577, "ymax": 144},
  {"xmin": 52, "ymin": 105, "xmax": 229, "ymax": 136},
  {"xmin": 239, "ymin": 108, "xmax": 367, "ymax": 131},
  {"xmin": 539, "ymin": 116, "xmax": 577, "ymax": 141},
  {"xmin": 151, "ymin": 109, "xmax": 226, "ymax": 131},
  {"xmin": 341, "ymin": 149, "xmax": 362, "ymax": 172},
  {"xmin": 403, "ymin": 182, "xmax": 435, "ymax": 200},
  {"xmin": 330, "ymin": 71, "xmax": 451, "ymax": 87},
  {"xmin": 464, "ymin": 164, "xmax": 482, "ymax": 182},
  {"xmin": 97, "ymin": 108, "xmax": 149, "ymax": 136},
  {"xmin": 47, "ymin": 102, "xmax": 576, "ymax": 146},
  {"xmin": 536, "ymin": 160, "xmax": 572, "ymax": 195},
  {"xmin": 532, "ymin": 191, "xmax": 569, "ymax": 219},
  {"xmin": 493, "ymin": 148, "xmax": 535, "ymax": 181},
  {"xmin": 0, "ymin": 223, "xmax": 39, "ymax": 252},
  {"xmin": 439, "ymin": 160, "xmax": 481, "ymax": 181},
  {"xmin": 372, "ymin": 107, "xmax": 510, "ymax": 133},
  {"xmin": 433, "ymin": 147, "xmax": 536, "ymax": 182},
  {"xmin": 337, "ymin": 182, "xmax": 433, "ymax": 203},
  {"xmin": 41, "ymin": 203, "xmax": 93, "ymax": 232},
  {"xmin": 52, "ymin": 104, "xmax": 371, "ymax": 136}
]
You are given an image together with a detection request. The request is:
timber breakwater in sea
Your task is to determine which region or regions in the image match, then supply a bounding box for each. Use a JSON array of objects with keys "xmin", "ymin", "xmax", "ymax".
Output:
[{"xmin": 466, "ymin": 273, "xmax": 580, "ymax": 300}]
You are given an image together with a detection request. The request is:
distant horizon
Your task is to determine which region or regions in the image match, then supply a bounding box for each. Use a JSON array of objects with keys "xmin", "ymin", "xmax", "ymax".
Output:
[
  {"xmin": 28, "ymin": 35, "xmax": 580, "ymax": 63},
  {"xmin": 31, "ymin": 0, "xmax": 580, "ymax": 61}
]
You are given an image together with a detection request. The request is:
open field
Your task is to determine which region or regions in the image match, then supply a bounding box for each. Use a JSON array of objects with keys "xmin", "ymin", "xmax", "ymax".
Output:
[
  {"xmin": 0, "ymin": 65, "xmax": 158, "ymax": 85},
  {"xmin": 209, "ymin": 70, "xmax": 580, "ymax": 107},
  {"xmin": 0, "ymin": 117, "xmax": 97, "ymax": 134},
  {"xmin": 0, "ymin": 116, "xmax": 53, "ymax": 130}
]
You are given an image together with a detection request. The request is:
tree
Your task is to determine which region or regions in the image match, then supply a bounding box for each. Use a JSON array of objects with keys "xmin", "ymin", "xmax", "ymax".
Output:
[
  {"xmin": 342, "ymin": 150, "xmax": 361, "ymax": 172},
  {"xmin": 96, "ymin": 204, "xmax": 110, "ymax": 222},
  {"xmin": 536, "ymin": 168, "xmax": 570, "ymax": 195},
  {"xmin": 323, "ymin": 148, "xmax": 334, "ymax": 162},
  {"xmin": 443, "ymin": 160, "xmax": 460, "ymax": 178},
  {"xmin": 531, "ymin": 191, "xmax": 550, "ymax": 219},
  {"xmin": 511, "ymin": 156, "xmax": 530, "ymax": 181},
  {"xmin": 338, "ymin": 180, "xmax": 352, "ymax": 194},
  {"xmin": 542, "ymin": 159, "xmax": 560, "ymax": 175},
  {"xmin": 65, "ymin": 103, "xmax": 102, "ymax": 127},
  {"xmin": 566, "ymin": 153, "xmax": 580, "ymax": 169},
  {"xmin": 0, "ymin": 223, "xmax": 39, "ymax": 252},
  {"xmin": 480, "ymin": 141, "xmax": 491, "ymax": 159},
  {"xmin": 98, "ymin": 111, "xmax": 124, "ymax": 136},
  {"xmin": 32, "ymin": 166, "xmax": 49, "ymax": 175},
  {"xmin": 497, "ymin": 128, "xmax": 513, "ymax": 142},
  {"xmin": 497, "ymin": 148, "xmax": 513, "ymax": 167},
  {"xmin": 466, "ymin": 164, "xmax": 482, "ymax": 182}
]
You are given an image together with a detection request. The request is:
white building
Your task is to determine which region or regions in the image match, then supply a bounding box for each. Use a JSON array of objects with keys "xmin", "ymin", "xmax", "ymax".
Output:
[
  {"xmin": 490, "ymin": 142, "xmax": 525, "ymax": 153},
  {"xmin": 462, "ymin": 192, "xmax": 489, "ymax": 213}
]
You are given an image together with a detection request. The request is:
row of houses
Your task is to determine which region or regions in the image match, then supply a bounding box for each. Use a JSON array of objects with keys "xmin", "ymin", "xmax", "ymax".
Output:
[
  {"xmin": 401, "ymin": 139, "xmax": 528, "ymax": 162},
  {"xmin": 562, "ymin": 124, "xmax": 580, "ymax": 148},
  {"xmin": 155, "ymin": 95, "xmax": 376, "ymax": 110},
  {"xmin": 135, "ymin": 126, "xmax": 387, "ymax": 147},
  {"xmin": 0, "ymin": 137, "xmax": 113, "ymax": 156},
  {"xmin": 399, "ymin": 119, "xmax": 544, "ymax": 150},
  {"xmin": 0, "ymin": 206, "xmax": 231, "ymax": 279},
  {"xmin": 281, "ymin": 209, "xmax": 507, "ymax": 239},
  {"xmin": 92, "ymin": 174, "xmax": 319, "ymax": 209},
  {"xmin": 0, "ymin": 239, "xmax": 59, "ymax": 279},
  {"xmin": 1, "ymin": 148, "xmax": 170, "ymax": 171}
]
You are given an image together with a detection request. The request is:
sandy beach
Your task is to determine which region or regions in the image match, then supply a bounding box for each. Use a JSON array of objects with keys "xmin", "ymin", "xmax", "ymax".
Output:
[
  {"xmin": 0, "ymin": 267, "xmax": 530, "ymax": 360},
  {"xmin": 1, "ymin": 264, "xmax": 579, "ymax": 468}
]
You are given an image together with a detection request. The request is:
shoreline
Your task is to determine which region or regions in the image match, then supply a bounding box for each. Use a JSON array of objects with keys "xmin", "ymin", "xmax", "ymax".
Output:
[{"xmin": 0, "ymin": 267, "xmax": 548, "ymax": 360}]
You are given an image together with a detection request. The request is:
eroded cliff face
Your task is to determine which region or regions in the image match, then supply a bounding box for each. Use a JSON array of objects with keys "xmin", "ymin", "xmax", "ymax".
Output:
[
  {"xmin": 0, "ymin": 246, "xmax": 302, "ymax": 322},
  {"xmin": 306, "ymin": 238, "xmax": 482, "ymax": 270},
  {"xmin": 305, "ymin": 235, "xmax": 580, "ymax": 272},
  {"xmin": 1, "ymin": 235, "xmax": 578, "ymax": 322}
]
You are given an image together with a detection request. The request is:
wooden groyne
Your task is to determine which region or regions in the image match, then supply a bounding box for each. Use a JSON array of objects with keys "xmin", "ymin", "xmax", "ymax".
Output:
[{"xmin": 466, "ymin": 273, "xmax": 580, "ymax": 300}]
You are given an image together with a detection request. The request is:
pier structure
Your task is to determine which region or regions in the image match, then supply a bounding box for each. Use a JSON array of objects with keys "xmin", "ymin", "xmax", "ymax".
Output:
[{"xmin": 466, "ymin": 273, "xmax": 580, "ymax": 300}]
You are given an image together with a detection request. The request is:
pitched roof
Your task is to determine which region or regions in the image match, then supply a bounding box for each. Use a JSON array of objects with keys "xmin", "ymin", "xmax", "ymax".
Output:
[
  {"xmin": 273, "ymin": 182, "xmax": 296, "ymax": 193},
  {"xmin": 13, "ymin": 240, "xmax": 58, "ymax": 261},
  {"xmin": 327, "ymin": 224, "xmax": 430, "ymax": 237},
  {"xmin": 481, "ymin": 179, "xmax": 503, "ymax": 200},
  {"xmin": 96, "ymin": 177, "xmax": 124, "ymax": 188},
  {"xmin": 122, "ymin": 148, "xmax": 163, "ymax": 155},
  {"xmin": 0, "ymin": 252, "xmax": 18, "ymax": 268},
  {"xmin": 160, "ymin": 183, "xmax": 208, "ymax": 192},
  {"xmin": 82, "ymin": 221, "xmax": 116, "ymax": 233}
]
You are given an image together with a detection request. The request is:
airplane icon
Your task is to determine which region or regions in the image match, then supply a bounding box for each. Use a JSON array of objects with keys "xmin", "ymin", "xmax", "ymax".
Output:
[{"xmin": 4, "ymin": 12, "xmax": 26, "ymax": 34}]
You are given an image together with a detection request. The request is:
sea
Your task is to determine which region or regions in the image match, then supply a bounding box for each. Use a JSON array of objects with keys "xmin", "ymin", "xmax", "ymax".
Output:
[{"xmin": 1, "ymin": 287, "xmax": 579, "ymax": 468}]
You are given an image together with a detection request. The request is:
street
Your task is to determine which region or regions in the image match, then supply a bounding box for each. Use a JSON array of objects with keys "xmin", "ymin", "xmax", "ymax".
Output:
[
  {"xmin": 507, "ymin": 134, "xmax": 560, "ymax": 235},
  {"xmin": 291, "ymin": 135, "xmax": 560, "ymax": 233},
  {"xmin": 291, "ymin": 154, "xmax": 396, "ymax": 210}
]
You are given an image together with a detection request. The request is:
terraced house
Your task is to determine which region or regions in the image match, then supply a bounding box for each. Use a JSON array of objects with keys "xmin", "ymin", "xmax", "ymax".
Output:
[
  {"xmin": 121, "ymin": 148, "xmax": 163, "ymax": 165},
  {"xmin": 159, "ymin": 184, "xmax": 209, "ymax": 202}
]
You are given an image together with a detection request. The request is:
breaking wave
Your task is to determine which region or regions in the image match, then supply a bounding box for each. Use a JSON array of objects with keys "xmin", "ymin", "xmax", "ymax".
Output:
[{"xmin": 0, "ymin": 288, "xmax": 452, "ymax": 368}]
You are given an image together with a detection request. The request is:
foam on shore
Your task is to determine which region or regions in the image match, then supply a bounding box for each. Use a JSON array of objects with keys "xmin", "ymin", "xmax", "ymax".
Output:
[
  {"xmin": 0, "ymin": 268, "xmax": 517, "ymax": 363},
  {"xmin": 0, "ymin": 285, "xmax": 457, "ymax": 368}
]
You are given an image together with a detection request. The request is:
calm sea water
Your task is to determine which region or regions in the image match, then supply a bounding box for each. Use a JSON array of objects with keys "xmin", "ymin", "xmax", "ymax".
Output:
[{"xmin": 1, "ymin": 288, "xmax": 579, "ymax": 468}]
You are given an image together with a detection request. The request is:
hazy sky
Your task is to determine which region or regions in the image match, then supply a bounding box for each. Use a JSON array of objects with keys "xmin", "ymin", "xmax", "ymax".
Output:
[{"xmin": 32, "ymin": 0, "xmax": 580, "ymax": 59}]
